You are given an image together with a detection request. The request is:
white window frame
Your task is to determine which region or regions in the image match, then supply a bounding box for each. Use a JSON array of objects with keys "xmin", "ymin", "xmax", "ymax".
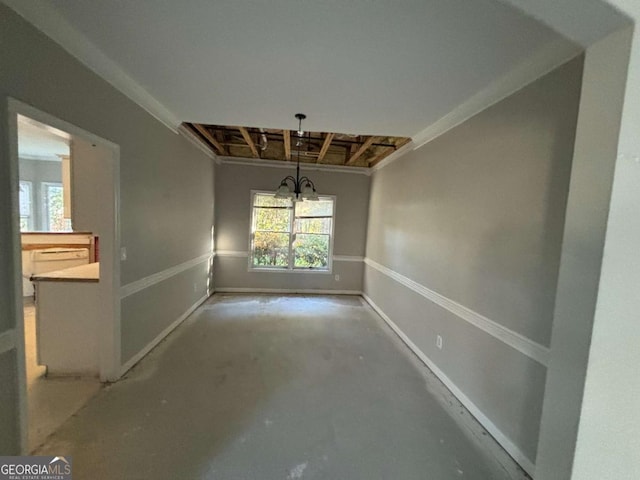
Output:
[
  {"xmin": 248, "ymin": 190, "xmax": 336, "ymax": 274},
  {"xmin": 19, "ymin": 180, "xmax": 34, "ymax": 231}
]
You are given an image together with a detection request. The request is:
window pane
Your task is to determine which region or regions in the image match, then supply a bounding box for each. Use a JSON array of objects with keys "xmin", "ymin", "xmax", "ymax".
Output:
[
  {"xmin": 295, "ymin": 199, "xmax": 333, "ymax": 217},
  {"xmin": 45, "ymin": 184, "xmax": 67, "ymax": 232},
  {"xmin": 254, "ymin": 207, "xmax": 291, "ymax": 232},
  {"xmin": 295, "ymin": 217, "xmax": 331, "ymax": 234},
  {"xmin": 254, "ymin": 194, "xmax": 292, "ymax": 208},
  {"xmin": 294, "ymin": 234, "xmax": 329, "ymax": 269},
  {"xmin": 252, "ymin": 232, "xmax": 290, "ymax": 267},
  {"xmin": 19, "ymin": 182, "xmax": 31, "ymax": 216}
]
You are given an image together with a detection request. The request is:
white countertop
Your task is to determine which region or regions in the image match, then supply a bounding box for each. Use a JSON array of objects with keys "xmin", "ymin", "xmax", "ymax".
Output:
[{"xmin": 31, "ymin": 262, "xmax": 100, "ymax": 282}]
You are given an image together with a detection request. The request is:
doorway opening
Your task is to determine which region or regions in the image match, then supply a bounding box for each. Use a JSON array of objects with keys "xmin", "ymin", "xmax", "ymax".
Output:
[{"xmin": 8, "ymin": 99, "xmax": 121, "ymax": 453}]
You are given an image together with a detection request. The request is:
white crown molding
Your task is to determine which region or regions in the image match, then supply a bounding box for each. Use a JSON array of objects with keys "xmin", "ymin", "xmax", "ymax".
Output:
[
  {"xmin": 218, "ymin": 156, "xmax": 371, "ymax": 176},
  {"xmin": 120, "ymin": 253, "xmax": 212, "ymax": 299},
  {"xmin": 411, "ymin": 37, "xmax": 582, "ymax": 150},
  {"xmin": 370, "ymin": 39, "xmax": 581, "ymax": 174},
  {"xmin": 177, "ymin": 124, "xmax": 218, "ymax": 160},
  {"xmin": 361, "ymin": 294, "xmax": 535, "ymax": 476},
  {"xmin": 2, "ymin": 0, "xmax": 182, "ymax": 133},
  {"xmin": 363, "ymin": 257, "xmax": 550, "ymax": 366}
]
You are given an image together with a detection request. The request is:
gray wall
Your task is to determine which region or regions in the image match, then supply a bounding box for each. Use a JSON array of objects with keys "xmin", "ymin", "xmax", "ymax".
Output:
[
  {"xmin": 364, "ymin": 57, "xmax": 583, "ymax": 467},
  {"xmin": 214, "ymin": 162, "xmax": 369, "ymax": 292},
  {"xmin": 0, "ymin": 4, "xmax": 214, "ymax": 452}
]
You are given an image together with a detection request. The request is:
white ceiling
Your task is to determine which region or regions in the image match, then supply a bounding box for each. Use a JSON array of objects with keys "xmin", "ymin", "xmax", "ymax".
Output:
[
  {"xmin": 500, "ymin": 0, "xmax": 631, "ymax": 47},
  {"xmin": 18, "ymin": 115, "xmax": 70, "ymax": 161},
  {"xmin": 11, "ymin": 0, "xmax": 585, "ymax": 136}
]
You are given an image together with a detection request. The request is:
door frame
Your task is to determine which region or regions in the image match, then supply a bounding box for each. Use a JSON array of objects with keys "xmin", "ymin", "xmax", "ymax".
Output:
[{"xmin": 6, "ymin": 97, "xmax": 122, "ymax": 453}]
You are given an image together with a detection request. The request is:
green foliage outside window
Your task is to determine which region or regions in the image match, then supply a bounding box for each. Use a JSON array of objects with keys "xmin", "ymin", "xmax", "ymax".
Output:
[{"xmin": 251, "ymin": 193, "xmax": 333, "ymax": 269}]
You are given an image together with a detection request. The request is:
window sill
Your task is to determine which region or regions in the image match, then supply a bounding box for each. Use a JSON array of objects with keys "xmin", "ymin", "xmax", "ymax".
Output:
[{"xmin": 249, "ymin": 267, "xmax": 333, "ymax": 275}]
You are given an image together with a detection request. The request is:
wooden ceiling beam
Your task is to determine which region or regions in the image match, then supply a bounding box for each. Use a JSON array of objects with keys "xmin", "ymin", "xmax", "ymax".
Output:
[
  {"xmin": 283, "ymin": 130, "xmax": 291, "ymax": 160},
  {"xmin": 238, "ymin": 127, "xmax": 259, "ymax": 158},
  {"xmin": 346, "ymin": 136, "xmax": 377, "ymax": 166},
  {"xmin": 192, "ymin": 123, "xmax": 225, "ymax": 155},
  {"xmin": 366, "ymin": 147, "xmax": 393, "ymax": 167},
  {"xmin": 317, "ymin": 133, "xmax": 335, "ymax": 164},
  {"xmin": 368, "ymin": 138, "xmax": 411, "ymax": 167},
  {"xmin": 214, "ymin": 129, "xmax": 229, "ymax": 155}
]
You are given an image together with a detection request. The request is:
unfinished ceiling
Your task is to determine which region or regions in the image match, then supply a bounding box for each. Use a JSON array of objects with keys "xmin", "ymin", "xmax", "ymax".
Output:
[{"xmin": 187, "ymin": 123, "xmax": 410, "ymax": 168}]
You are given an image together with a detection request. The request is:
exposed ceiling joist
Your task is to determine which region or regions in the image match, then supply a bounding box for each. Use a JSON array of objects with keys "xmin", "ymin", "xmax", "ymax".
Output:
[
  {"xmin": 368, "ymin": 138, "xmax": 411, "ymax": 167},
  {"xmin": 191, "ymin": 122, "xmax": 409, "ymax": 168},
  {"xmin": 346, "ymin": 136, "xmax": 377, "ymax": 166},
  {"xmin": 238, "ymin": 127, "xmax": 259, "ymax": 158},
  {"xmin": 192, "ymin": 124, "xmax": 225, "ymax": 154},
  {"xmin": 283, "ymin": 130, "xmax": 291, "ymax": 160},
  {"xmin": 317, "ymin": 133, "xmax": 335, "ymax": 164},
  {"xmin": 367, "ymin": 147, "xmax": 393, "ymax": 167}
]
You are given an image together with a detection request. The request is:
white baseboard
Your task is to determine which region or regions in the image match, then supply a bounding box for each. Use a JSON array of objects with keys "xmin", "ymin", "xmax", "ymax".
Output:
[
  {"xmin": 215, "ymin": 287, "xmax": 362, "ymax": 295},
  {"xmin": 361, "ymin": 293, "xmax": 535, "ymax": 477},
  {"xmin": 119, "ymin": 293, "xmax": 210, "ymax": 376}
]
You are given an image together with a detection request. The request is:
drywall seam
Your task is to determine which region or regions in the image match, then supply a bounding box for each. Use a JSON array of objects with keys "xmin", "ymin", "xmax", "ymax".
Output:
[
  {"xmin": 361, "ymin": 293, "xmax": 536, "ymax": 476},
  {"xmin": 218, "ymin": 156, "xmax": 371, "ymax": 176},
  {"xmin": 215, "ymin": 288, "xmax": 362, "ymax": 295},
  {"xmin": 120, "ymin": 253, "xmax": 212, "ymax": 299},
  {"xmin": 364, "ymin": 258, "xmax": 550, "ymax": 366},
  {"xmin": 0, "ymin": 330, "xmax": 15, "ymax": 355},
  {"xmin": 120, "ymin": 293, "xmax": 209, "ymax": 375},
  {"xmin": 1, "ymin": 0, "xmax": 181, "ymax": 132}
]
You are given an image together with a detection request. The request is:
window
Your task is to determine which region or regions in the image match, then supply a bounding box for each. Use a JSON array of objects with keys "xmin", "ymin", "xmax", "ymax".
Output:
[
  {"xmin": 19, "ymin": 181, "xmax": 33, "ymax": 231},
  {"xmin": 42, "ymin": 182, "xmax": 71, "ymax": 232},
  {"xmin": 250, "ymin": 192, "xmax": 335, "ymax": 271}
]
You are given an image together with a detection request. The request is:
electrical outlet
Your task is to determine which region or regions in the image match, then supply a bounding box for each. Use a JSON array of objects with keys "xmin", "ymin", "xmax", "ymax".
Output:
[
  {"xmin": 436, "ymin": 335, "xmax": 443, "ymax": 350},
  {"xmin": 193, "ymin": 283, "xmax": 198, "ymax": 293},
  {"xmin": 335, "ymin": 274, "xmax": 340, "ymax": 281},
  {"xmin": 120, "ymin": 247, "xmax": 127, "ymax": 261}
]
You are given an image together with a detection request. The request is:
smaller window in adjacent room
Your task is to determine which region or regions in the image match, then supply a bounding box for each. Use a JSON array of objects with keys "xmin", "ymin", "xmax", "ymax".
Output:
[
  {"xmin": 42, "ymin": 181, "xmax": 71, "ymax": 232},
  {"xmin": 19, "ymin": 180, "xmax": 33, "ymax": 231},
  {"xmin": 250, "ymin": 192, "xmax": 335, "ymax": 271}
]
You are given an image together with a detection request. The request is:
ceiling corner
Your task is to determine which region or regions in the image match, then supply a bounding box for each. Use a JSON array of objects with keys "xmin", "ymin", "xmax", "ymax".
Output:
[{"xmin": 1, "ymin": 0, "xmax": 182, "ymax": 133}]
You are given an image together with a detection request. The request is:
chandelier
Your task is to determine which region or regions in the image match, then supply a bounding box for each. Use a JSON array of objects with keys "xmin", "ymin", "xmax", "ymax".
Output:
[{"xmin": 274, "ymin": 113, "xmax": 319, "ymax": 201}]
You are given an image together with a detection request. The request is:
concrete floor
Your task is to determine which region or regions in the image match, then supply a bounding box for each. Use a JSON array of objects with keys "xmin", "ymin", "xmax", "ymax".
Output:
[
  {"xmin": 24, "ymin": 299, "xmax": 101, "ymax": 451},
  {"xmin": 36, "ymin": 294, "xmax": 529, "ymax": 479}
]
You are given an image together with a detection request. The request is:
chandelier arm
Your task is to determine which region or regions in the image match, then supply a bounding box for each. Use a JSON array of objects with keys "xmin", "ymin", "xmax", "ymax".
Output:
[{"xmin": 299, "ymin": 177, "xmax": 315, "ymax": 188}]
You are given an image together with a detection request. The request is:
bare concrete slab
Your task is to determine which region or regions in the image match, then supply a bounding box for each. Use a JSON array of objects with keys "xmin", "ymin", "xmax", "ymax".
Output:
[{"xmin": 36, "ymin": 294, "xmax": 529, "ymax": 479}]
